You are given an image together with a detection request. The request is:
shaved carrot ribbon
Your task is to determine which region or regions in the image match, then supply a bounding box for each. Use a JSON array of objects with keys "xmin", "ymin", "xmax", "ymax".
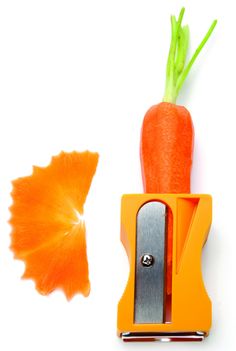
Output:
[{"xmin": 10, "ymin": 151, "xmax": 98, "ymax": 300}]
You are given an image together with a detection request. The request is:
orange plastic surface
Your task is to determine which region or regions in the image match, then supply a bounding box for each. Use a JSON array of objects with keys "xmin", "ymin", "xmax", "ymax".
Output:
[{"xmin": 117, "ymin": 194, "xmax": 212, "ymax": 336}]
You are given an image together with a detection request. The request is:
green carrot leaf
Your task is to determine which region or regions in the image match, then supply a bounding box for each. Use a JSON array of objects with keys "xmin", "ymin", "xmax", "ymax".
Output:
[
  {"xmin": 175, "ymin": 20, "xmax": 217, "ymax": 97},
  {"xmin": 163, "ymin": 8, "xmax": 217, "ymax": 104}
]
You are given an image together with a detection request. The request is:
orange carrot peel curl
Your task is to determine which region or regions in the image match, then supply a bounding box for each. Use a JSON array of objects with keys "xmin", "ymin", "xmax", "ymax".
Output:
[
  {"xmin": 10, "ymin": 151, "xmax": 99, "ymax": 300},
  {"xmin": 140, "ymin": 8, "xmax": 217, "ymax": 294}
]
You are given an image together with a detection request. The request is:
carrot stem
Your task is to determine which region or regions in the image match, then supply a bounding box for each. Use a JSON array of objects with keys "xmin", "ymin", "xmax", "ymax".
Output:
[
  {"xmin": 163, "ymin": 8, "xmax": 217, "ymax": 104},
  {"xmin": 175, "ymin": 25, "xmax": 189, "ymax": 77},
  {"xmin": 164, "ymin": 8, "xmax": 185, "ymax": 103},
  {"xmin": 176, "ymin": 19, "xmax": 217, "ymax": 96}
]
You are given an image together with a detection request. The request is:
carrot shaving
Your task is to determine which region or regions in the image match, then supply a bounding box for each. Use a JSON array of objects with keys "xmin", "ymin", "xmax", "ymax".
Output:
[{"xmin": 10, "ymin": 151, "xmax": 99, "ymax": 300}]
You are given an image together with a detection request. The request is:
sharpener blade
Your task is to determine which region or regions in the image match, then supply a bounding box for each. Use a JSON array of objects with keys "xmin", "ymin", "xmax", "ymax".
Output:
[{"xmin": 135, "ymin": 201, "xmax": 166, "ymax": 324}]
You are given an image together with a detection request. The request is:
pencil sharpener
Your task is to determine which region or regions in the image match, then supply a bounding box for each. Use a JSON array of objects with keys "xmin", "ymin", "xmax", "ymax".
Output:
[{"xmin": 117, "ymin": 194, "xmax": 212, "ymax": 342}]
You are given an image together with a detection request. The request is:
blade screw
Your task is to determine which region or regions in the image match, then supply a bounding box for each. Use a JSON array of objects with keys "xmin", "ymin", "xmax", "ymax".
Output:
[{"xmin": 141, "ymin": 254, "xmax": 154, "ymax": 267}]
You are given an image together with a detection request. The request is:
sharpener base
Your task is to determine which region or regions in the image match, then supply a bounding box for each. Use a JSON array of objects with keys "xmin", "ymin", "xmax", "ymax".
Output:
[{"xmin": 121, "ymin": 331, "xmax": 206, "ymax": 342}]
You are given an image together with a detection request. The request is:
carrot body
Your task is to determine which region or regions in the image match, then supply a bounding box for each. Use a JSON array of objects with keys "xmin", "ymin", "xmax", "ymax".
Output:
[
  {"xmin": 140, "ymin": 102, "xmax": 194, "ymax": 294},
  {"xmin": 140, "ymin": 102, "xmax": 194, "ymax": 194}
]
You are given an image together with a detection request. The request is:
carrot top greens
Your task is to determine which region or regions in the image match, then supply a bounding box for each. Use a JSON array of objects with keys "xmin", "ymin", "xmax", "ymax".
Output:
[{"xmin": 163, "ymin": 7, "xmax": 217, "ymax": 104}]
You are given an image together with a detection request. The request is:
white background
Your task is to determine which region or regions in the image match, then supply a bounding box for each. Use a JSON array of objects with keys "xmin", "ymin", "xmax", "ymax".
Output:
[{"xmin": 0, "ymin": 0, "xmax": 235, "ymax": 350}]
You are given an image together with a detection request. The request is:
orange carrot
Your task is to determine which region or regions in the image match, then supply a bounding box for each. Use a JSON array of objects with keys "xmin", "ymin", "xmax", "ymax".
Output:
[
  {"xmin": 10, "ymin": 151, "xmax": 99, "ymax": 300},
  {"xmin": 140, "ymin": 8, "xmax": 216, "ymax": 294},
  {"xmin": 141, "ymin": 102, "xmax": 194, "ymax": 194}
]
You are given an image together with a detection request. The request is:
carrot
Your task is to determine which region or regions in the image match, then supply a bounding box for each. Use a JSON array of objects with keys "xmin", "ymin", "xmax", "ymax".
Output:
[
  {"xmin": 140, "ymin": 8, "xmax": 217, "ymax": 294},
  {"xmin": 10, "ymin": 151, "xmax": 99, "ymax": 300},
  {"xmin": 141, "ymin": 102, "xmax": 194, "ymax": 194}
]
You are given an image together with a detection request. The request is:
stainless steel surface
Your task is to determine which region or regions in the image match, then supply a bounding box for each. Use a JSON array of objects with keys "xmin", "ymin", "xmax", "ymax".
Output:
[
  {"xmin": 134, "ymin": 201, "xmax": 166, "ymax": 324},
  {"xmin": 121, "ymin": 332, "xmax": 206, "ymax": 342}
]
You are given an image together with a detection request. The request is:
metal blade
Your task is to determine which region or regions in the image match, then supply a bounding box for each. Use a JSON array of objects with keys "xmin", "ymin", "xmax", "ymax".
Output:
[{"xmin": 134, "ymin": 201, "xmax": 166, "ymax": 324}]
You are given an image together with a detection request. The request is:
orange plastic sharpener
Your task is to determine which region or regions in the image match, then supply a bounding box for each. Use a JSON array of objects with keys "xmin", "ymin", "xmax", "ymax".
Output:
[{"xmin": 117, "ymin": 193, "xmax": 212, "ymax": 342}]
